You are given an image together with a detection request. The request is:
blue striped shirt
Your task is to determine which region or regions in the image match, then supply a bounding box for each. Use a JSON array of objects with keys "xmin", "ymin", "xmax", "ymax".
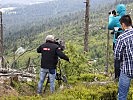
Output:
[{"xmin": 114, "ymin": 28, "xmax": 133, "ymax": 77}]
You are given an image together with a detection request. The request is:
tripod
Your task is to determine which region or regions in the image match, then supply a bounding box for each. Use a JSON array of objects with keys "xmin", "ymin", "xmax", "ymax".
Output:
[
  {"xmin": 43, "ymin": 60, "xmax": 68, "ymax": 93},
  {"xmin": 43, "ymin": 72, "xmax": 50, "ymax": 93}
]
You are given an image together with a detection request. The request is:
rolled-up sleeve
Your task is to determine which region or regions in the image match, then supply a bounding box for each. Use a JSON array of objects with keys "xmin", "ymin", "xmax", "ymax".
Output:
[{"xmin": 108, "ymin": 15, "xmax": 115, "ymax": 30}]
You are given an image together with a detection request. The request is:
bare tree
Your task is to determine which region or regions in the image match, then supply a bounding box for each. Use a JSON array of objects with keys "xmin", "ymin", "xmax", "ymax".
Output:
[
  {"xmin": 0, "ymin": 11, "xmax": 3, "ymax": 68},
  {"xmin": 84, "ymin": 0, "xmax": 90, "ymax": 52}
]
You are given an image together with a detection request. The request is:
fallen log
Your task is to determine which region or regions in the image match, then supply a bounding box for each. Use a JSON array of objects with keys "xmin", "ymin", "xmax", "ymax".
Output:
[{"xmin": 83, "ymin": 81, "xmax": 115, "ymax": 86}]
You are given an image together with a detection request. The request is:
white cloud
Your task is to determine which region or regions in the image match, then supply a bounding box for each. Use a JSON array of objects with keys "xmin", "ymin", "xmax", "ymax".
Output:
[
  {"xmin": 29, "ymin": 1, "xmax": 45, "ymax": 5},
  {"xmin": 0, "ymin": 7, "xmax": 16, "ymax": 13},
  {"xmin": 1, "ymin": 0, "xmax": 55, "ymax": 5}
]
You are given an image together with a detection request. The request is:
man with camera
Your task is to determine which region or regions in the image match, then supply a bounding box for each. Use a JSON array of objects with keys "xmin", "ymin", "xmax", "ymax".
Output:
[
  {"xmin": 108, "ymin": 4, "xmax": 126, "ymax": 79},
  {"xmin": 37, "ymin": 35, "xmax": 69, "ymax": 95}
]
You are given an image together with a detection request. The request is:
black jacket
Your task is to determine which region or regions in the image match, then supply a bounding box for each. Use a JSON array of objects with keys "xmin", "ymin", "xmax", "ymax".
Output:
[{"xmin": 37, "ymin": 41, "xmax": 69, "ymax": 69}]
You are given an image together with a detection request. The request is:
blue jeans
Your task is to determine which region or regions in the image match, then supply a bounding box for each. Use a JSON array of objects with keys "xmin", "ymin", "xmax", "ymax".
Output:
[
  {"xmin": 118, "ymin": 72, "xmax": 131, "ymax": 100},
  {"xmin": 37, "ymin": 68, "xmax": 56, "ymax": 94}
]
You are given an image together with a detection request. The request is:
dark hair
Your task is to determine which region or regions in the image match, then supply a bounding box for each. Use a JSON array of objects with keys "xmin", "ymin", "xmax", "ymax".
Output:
[{"xmin": 119, "ymin": 15, "xmax": 132, "ymax": 27}]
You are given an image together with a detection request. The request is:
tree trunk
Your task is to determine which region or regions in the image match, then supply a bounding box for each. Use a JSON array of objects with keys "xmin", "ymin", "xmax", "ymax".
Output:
[
  {"xmin": 84, "ymin": 0, "xmax": 90, "ymax": 52},
  {"xmin": 0, "ymin": 11, "xmax": 3, "ymax": 68}
]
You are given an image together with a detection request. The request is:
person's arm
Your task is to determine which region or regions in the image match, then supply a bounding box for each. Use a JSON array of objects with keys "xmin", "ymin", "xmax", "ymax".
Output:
[
  {"xmin": 108, "ymin": 15, "xmax": 115, "ymax": 30},
  {"xmin": 37, "ymin": 45, "xmax": 42, "ymax": 53},
  {"xmin": 56, "ymin": 47, "xmax": 69, "ymax": 62}
]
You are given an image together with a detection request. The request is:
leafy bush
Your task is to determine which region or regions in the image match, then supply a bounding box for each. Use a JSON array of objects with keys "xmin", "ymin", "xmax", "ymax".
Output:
[
  {"xmin": 68, "ymin": 73, "xmax": 109, "ymax": 85},
  {"xmin": 2, "ymin": 82, "xmax": 133, "ymax": 100},
  {"xmin": 47, "ymin": 83, "xmax": 118, "ymax": 100},
  {"xmin": 59, "ymin": 42, "xmax": 91, "ymax": 78},
  {"xmin": 0, "ymin": 96, "xmax": 42, "ymax": 100},
  {"xmin": 78, "ymin": 73, "xmax": 108, "ymax": 82}
]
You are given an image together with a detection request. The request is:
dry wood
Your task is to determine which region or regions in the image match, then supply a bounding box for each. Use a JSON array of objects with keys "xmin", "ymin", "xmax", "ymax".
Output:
[
  {"xmin": 84, "ymin": 0, "xmax": 90, "ymax": 52},
  {"xmin": 83, "ymin": 81, "xmax": 115, "ymax": 86},
  {"xmin": 0, "ymin": 67, "xmax": 36, "ymax": 78}
]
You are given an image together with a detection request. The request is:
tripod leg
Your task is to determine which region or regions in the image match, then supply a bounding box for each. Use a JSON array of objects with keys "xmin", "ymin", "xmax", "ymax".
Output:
[{"xmin": 58, "ymin": 79, "xmax": 62, "ymax": 87}]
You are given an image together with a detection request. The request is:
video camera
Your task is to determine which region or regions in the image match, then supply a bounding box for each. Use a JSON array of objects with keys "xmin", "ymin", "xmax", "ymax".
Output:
[
  {"xmin": 111, "ymin": 27, "xmax": 122, "ymax": 34},
  {"xmin": 54, "ymin": 38, "xmax": 65, "ymax": 51},
  {"xmin": 109, "ymin": 10, "xmax": 117, "ymax": 16}
]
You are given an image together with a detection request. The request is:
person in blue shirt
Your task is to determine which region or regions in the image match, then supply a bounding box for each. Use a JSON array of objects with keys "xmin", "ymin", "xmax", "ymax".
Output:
[
  {"xmin": 108, "ymin": 4, "xmax": 126, "ymax": 49},
  {"xmin": 108, "ymin": 4, "xmax": 126, "ymax": 78}
]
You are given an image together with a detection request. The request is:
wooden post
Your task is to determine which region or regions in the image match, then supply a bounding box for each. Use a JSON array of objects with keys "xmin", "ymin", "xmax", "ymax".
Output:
[
  {"xmin": 104, "ymin": 15, "xmax": 110, "ymax": 75},
  {"xmin": 0, "ymin": 11, "xmax": 3, "ymax": 68},
  {"xmin": 84, "ymin": 0, "xmax": 89, "ymax": 52}
]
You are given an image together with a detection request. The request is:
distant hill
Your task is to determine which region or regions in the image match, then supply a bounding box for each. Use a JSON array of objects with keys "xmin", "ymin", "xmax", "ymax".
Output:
[
  {"xmin": 1, "ymin": 0, "xmax": 54, "ymax": 5},
  {"xmin": 2, "ymin": 0, "xmax": 116, "ymax": 16},
  {"xmin": 3, "ymin": 0, "xmax": 133, "ymax": 70},
  {"xmin": 2, "ymin": 0, "xmax": 116, "ymax": 37}
]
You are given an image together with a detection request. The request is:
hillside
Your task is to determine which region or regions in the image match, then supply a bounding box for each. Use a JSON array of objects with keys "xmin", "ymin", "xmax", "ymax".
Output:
[
  {"xmin": 2, "ymin": 0, "xmax": 117, "ymax": 37},
  {"xmin": 3, "ymin": 0, "xmax": 133, "ymax": 73}
]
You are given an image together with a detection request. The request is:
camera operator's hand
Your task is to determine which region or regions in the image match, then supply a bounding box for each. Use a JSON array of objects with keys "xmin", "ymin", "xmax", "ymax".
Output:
[{"xmin": 67, "ymin": 58, "xmax": 70, "ymax": 63}]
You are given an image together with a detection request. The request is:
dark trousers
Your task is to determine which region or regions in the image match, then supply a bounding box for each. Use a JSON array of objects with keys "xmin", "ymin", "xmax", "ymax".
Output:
[
  {"xmin": 113, "ymin": 32, "xmax": 122, "ymax": 78},
  {"xmin": 113, "ymin": 42, "xmax": 115, "ymax": 51},
  {"xmin": 113, "ymin": 42, "xmax": 120, "ymax": 78},
  {"xmin": 114, "ymin": 59, "xmax": 121, "ymax": 78}
]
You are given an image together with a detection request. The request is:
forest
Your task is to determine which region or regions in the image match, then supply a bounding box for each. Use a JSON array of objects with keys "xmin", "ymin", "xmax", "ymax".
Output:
[{"xmin": 1, "ymin": 0, "xmax": 133, "ymax": 99}]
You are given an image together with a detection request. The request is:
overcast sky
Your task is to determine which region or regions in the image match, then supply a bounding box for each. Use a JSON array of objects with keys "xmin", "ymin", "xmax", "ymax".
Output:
[{"xmin": 0, "ymin": 0, "xmax": 55, "ymax": 5}]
